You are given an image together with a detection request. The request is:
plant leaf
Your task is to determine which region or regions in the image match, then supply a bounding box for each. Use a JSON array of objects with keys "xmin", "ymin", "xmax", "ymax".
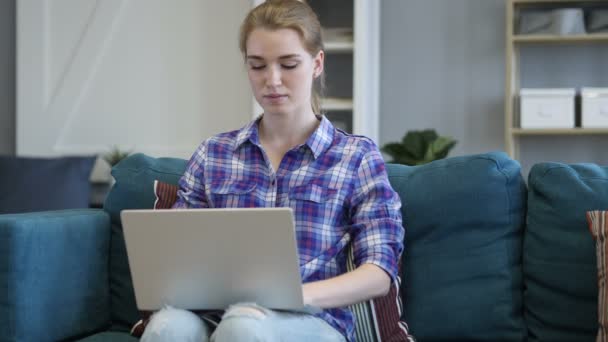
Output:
[
  {"xmin": 401, "ymin": 131, "xmax": 427, "ymax": 160},
  {"xmin": 419, "ymin": 129, "xmax": 438, "ymax": 145},
  {"xmin": 431, "ymin": 137, "xmax": 457, "ymax": 159},
  {"xmin": 381, "ymin": 143, "xmax": 408, "ymax": 163}
]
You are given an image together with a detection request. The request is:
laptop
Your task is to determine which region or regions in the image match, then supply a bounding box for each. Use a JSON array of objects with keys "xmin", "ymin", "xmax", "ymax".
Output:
[{"xmin": 120, "ymin": 207, "xmax": 305, "ymax": 312}]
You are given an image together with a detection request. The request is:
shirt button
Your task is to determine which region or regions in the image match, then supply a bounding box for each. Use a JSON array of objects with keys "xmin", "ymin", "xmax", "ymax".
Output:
[{"xmin": 271, "ymin": 179, "xmax": 276, "ymax": 186}]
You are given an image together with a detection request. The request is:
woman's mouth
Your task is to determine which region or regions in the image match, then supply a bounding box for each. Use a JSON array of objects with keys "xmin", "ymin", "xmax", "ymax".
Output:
[{"xmin": 264, "ymin": 94, "xmax": 288, "ymax": 103}]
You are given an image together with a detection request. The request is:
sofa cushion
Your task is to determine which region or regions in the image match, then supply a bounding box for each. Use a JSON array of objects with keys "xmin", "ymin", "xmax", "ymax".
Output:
[
  {"xmin": 104, "ymin": 153, "xmax": 187, "ymax": 225},
  {"xmin": 103, "ymin": 153, "xmax": 187, "ymax": 332},
  {"xmin": 76, "ymin": 331, "xmax": 138, "ymax": 342},
  {"xmin": 0, "ymin": 209, "xmax": 111, "ymax": 341},
  {"xmin": 0, "ymin": 155, "xmax": 96, "ymax": 214},
  {"xmin": 587, "ymin": 210, "xmax": 608, "ymax": 342},
  {"xmin": 386, "ymin": 152, "xmax": 527, "ymax": 341},
  {"xmin": 525, "ymin": 163, "xmax": 608, "ymax": 341}
]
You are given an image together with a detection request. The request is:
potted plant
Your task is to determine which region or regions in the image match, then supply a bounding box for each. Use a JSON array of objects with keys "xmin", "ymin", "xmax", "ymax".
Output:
[
  {"xmin": 102, "ymin": 146, "xmax": 132, "ymax": 167},
  {"xmin": 381, "ymin": 129, "xmax": 457, "ymax": 166}
]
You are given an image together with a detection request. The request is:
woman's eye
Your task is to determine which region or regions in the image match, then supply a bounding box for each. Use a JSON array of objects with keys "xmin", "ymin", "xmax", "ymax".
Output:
[
  {"xmin": 250, "ymin": 65, "xmax": 265, "ymax": 70},
  {"xmin": 282, "ymin": 64, "xmax": 298, "ymax": 70}
]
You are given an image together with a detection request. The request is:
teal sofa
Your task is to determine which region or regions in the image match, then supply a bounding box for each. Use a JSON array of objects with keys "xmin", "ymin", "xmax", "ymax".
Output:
[{"xmin": 1, "ymin": 151, "xmax": 607, "ymax": 342}]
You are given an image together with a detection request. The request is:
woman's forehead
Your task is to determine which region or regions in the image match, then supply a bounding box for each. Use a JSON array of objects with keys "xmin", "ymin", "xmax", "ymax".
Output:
[{"xmin": 246, "ymin": 28, "xmax": 307, "ymax": 58}]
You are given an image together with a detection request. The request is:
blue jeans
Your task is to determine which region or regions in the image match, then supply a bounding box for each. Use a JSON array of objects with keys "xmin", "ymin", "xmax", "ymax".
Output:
[{"xmin": 141, "ymin": 303, "xmax": 346, "ymax": 342}]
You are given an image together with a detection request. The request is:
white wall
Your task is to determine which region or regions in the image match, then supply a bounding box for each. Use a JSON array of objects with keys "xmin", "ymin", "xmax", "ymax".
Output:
[
  {"xmin": 380, "ymin": 0, "xmax": 506, "ymax": 157},
  {"xmin": 17, "ymin": 0, "xmax": 252, "ymax": 160},
  {"xmin": 0, "ymin": 0, "xmax": 15, "ymax": 155}
]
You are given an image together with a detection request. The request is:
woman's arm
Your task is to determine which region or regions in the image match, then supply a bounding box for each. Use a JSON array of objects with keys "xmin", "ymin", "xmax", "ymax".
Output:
[
  {"xmin": 304, "ymin": 144, "xmax": 404, "ymax": 309},
  {"xmin": 173, "ymin": 141, "xmax": 210, "ymax": 209},
  {"xmin": 302, "ymin": 263, "xmax": 390, "ymax": 309}
]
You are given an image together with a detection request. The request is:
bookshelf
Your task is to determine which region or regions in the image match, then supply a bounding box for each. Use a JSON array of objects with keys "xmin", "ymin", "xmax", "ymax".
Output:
[{"xmin": 505, "ymin": 0, "xmax": 608, "ymax": 158}]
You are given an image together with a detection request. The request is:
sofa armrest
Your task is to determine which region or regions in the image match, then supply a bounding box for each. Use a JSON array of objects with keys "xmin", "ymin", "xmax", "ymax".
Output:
[{"xmin": 0, "ymin": 209, "xmax": 111, "ymax": 342}]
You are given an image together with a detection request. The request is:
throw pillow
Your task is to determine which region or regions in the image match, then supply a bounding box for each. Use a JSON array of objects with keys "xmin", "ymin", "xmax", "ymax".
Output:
[
  {"xmin": 345, "ymin": 246, "xmax": 415, "ymax": 342},
  {"xmin": 526, "ymin": 162, "xmax": 608, "ymax": 341},
  {"xmin": 132, "ymin": 180, "xmax": 416, "ymax": 341},
  {"xmin": 587, "ymin": 210, "xmax": 608, "ymax": 342},
  {"xmin": 153, "ymin": 180, "xmax": 178, "ymax": 209},
  {"xmin": 0, "ymin": 155, "xmax": 97, "ymax": 214}
]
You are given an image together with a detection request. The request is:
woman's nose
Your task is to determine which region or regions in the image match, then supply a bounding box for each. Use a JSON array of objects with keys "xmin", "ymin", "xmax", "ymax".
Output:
[{"xmin": 265, "ymin": 66, "xmax": 282, "ymax": 86}]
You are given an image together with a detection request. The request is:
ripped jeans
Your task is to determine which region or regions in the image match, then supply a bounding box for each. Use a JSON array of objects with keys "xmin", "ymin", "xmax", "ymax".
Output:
[{"xmin": 140, "ymin": 303, "xmax": 346, "ymax": 342}]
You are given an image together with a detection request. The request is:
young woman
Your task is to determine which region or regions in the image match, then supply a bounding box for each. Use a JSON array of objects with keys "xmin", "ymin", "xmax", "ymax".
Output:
[{"xmin": 141, "ymin": 1, "xmax": 404, "ymax": 341}]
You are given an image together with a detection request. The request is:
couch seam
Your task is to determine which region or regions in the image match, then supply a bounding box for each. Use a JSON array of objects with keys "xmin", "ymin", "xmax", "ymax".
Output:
[
  {"xmin": 113, "ymin": 166, "xmax": 184, "ymax": 177},
  {"xmin": 1, "ymin": 211, "xmax": 108, "ymax": 225}
]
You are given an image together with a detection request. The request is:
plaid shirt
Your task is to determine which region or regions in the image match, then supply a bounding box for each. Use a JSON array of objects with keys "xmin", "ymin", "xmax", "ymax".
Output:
[{"xmin": 174, "ymin": 115, "xmax": 404, "ymax": 341}]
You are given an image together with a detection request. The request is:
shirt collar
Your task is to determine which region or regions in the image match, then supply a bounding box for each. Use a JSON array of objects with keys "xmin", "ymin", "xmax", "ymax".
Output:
[
  {"xmin": 233, "ymin": 115, "xmax": 334, "ymax": 159},
  {"xmin": 306, "ymin": 115, "xmax": 334, "ymax": 159},
  {"xmin": 233, "ymin": 116, "xmax": 262, "ymax": 150}
]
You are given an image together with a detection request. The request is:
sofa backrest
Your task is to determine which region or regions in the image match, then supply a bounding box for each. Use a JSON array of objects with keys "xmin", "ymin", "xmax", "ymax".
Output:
[
  {"xmin": 387, "ymin": 152, "xmax": 527, "ymax": 341},
  {"xmin": 103, "ymin": 154, "xmax": 187, "ymax": 331},
  {"xmin": 524, "ymin": 162, "xmax": 608, "ymax": 341}
]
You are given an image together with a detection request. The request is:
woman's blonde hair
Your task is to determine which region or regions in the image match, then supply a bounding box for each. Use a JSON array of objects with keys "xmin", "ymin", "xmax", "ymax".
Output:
[{"xmin": 239, "ymin": 0, "xmax": 325, "ymax": 114}]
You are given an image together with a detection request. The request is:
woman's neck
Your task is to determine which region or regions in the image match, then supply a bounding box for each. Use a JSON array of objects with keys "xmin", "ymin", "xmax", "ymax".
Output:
[{"xmin": 258, "ymin": 109, "xmax": 320, "ymax": 150}]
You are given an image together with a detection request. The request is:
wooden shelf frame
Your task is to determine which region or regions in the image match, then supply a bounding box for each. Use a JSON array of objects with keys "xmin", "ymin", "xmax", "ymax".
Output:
[
  {"xmin": 504, "ymin": 0, "xmax": 608, "ymax": 159},
  {"xmin": 512, "ymin": 33, "xmax": 608, "ymax": 43},
  {"xmin": 321, "ymin": 97, "xmax": 354, "ymax": 111},
  {"xmin": 512, "ymin": 0, "xmax": 607, "ymax": 4},
  {"xmin": 512, "ymin": 128, "xmax": 608, "ymax": 135}
]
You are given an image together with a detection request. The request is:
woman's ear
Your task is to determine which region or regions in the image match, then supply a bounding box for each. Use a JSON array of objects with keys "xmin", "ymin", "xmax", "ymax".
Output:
[{"xmin": 313, "ymin": 50, "xmax": 324, "ymax": 78}]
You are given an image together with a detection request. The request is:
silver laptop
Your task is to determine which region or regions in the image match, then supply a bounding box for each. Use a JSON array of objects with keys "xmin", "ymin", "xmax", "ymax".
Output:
[{"xmin": 120, "ymin": 208, "xmax": 304, "ymax": 311}]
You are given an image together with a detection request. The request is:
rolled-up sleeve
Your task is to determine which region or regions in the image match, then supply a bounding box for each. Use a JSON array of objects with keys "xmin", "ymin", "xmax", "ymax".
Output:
[
  {"xmin": 173, "ymin": 141, "xmax": 210, "ymax": 209},
  {"xmin": 350, "ymin": 146, "xmax": 404, "ymax": 282}
]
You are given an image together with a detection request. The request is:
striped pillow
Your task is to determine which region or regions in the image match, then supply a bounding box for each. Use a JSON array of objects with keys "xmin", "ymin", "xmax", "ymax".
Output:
[
  {"xmin": 587, "ymin": 210, "xmax": 608, "ymax": 342},
  {"xmin": 346, "ymin": 246, "xmax": 416, "ymax": 342},
  {"xmin": 153, "ymin": 180, "xmax": 178, "ymax": 209},
  {"xmin": 141, "ymin": 180, "xmax": 416, "ymax": 341}
]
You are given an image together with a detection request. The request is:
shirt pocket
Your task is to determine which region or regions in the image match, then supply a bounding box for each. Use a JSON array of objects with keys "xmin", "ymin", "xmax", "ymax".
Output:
[
  {"xmin": 208, "ymin": 179, "xmax": 257, "ymax": 208},
  {"xmin": 288, "ymin": 183, "xmax": 346, "ymax": 266},
  {"xmin": 288, "ymin": 183, "xmax": 338, "ymax": 203}
]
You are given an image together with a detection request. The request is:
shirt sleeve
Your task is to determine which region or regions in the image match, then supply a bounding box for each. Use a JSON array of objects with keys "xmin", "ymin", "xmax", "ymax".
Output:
[
  {"xmin": 349, "ymin": 144, "xmax": 404, "ymax": 283},
  {"xmin": 172, "ymin": 141, "xmax": 210, "ymax": 209}
]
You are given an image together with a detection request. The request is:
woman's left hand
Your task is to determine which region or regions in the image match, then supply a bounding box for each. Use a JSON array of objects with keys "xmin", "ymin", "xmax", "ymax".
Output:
[{"xmin": 301, "ymin": 263, "xmax": 390, "ymax": 309}]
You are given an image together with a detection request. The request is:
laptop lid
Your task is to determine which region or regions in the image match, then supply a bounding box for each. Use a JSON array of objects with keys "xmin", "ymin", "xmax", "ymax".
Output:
[{"xmin": 120, "ymin": 208, "xmax": 304, "ymax": 311}]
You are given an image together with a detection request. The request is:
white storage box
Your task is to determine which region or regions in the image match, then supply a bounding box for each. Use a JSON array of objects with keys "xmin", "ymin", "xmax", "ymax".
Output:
[
  {"xmin": 581, "ymin": 88, "xmax": 608, "ymax": 128},
  {"xmin": 520, "ymin": 88, "xmax": 576, "ymax": 129}
]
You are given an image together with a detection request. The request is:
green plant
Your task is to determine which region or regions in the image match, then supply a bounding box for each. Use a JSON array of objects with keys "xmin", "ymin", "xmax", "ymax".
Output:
[
  {"xmin": 103, "ymin": 146, "xmax": 132, "ymax": 167},
  {"xmin": 381, "ymin": 129, "xmax": 457, "ymax": 166}
]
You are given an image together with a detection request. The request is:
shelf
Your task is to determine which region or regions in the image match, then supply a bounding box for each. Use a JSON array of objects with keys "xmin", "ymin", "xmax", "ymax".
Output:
[
  {"xmin": 512, "ymin": 128, "xmax": 608, "ymax": 135},
  {"xmin": 321, "ymin": 97, "xmax": 353, "ymax": 111},
  {"xmin": 323, "ymin": 28, "xmax": 354, "ymax": 53},
  {"xmin": 512, "ymin": 33, "xmax": 608, "ymax": 43},
  {"xmin": 512, "ymin": 0, "xmax": 606, "ymax": 4},
  {"xmin": 325, "ymin": 41, "xmax": 354, "ymax": 53}
]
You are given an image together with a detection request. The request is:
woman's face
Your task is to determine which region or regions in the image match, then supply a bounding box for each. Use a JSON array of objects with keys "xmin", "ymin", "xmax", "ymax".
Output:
[{"xmin": 245, "ymin": 28, "xmax": 323, "ymax": 116}]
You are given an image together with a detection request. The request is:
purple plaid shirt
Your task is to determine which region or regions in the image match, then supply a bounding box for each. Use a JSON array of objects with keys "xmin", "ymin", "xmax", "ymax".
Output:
[{"xmin": 174, "ymin": 115, "xmax": 404, "ymax": 341}]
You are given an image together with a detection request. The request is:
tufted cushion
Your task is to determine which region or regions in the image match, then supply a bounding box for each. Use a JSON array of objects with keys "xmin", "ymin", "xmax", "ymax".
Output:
[
  {"xmin": 386, "ymin": 152, "xmax": 527, "ymax": 341},
  {"xmin": 525, "ymin": 163, "xmax": 608, "ymax": 341}
]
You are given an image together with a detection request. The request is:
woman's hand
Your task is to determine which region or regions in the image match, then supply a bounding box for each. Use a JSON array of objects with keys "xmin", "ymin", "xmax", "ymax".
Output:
[{"xmin": 302, "ymin": 263, "xmax": 391, "ymax": 309}]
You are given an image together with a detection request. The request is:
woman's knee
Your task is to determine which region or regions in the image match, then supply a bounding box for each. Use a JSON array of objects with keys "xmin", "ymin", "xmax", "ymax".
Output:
[
  {"xmin": 141, "ymin": 306, "xmax": 209, "ymax": 342},
  {"xmin": 211, "ymin": 304, "xmax": 274, "ymax": 342}
]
